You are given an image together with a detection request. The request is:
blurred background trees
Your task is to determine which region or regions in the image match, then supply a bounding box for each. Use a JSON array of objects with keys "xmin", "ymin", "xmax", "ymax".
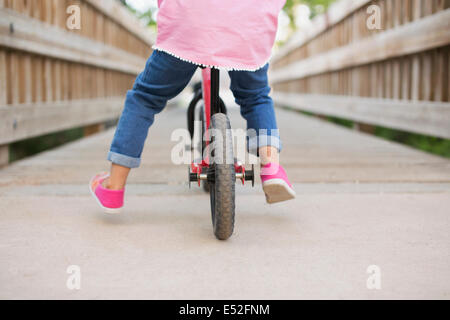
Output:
[{"xmin": 284, "ymin": 0, "xmax": 335, "ymax": 26}]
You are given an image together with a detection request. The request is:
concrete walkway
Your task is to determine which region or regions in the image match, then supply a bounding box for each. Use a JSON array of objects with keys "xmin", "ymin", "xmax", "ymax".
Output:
[{"xmin": 1, "ymin": 103, "xmax": 449, "ymax": 299}]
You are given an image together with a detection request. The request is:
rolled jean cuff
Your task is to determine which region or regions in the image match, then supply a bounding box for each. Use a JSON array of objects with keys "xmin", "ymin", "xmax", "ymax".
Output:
[
  {"xmin": 248, "ymin": 134, "xmax": 282, "ymax": 156},
  {"xmin": 107, "ymin": 151, "xmax": 141, "ymax": 169}
]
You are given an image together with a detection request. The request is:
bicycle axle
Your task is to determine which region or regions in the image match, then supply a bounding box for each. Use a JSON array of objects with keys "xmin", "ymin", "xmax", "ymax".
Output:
[{"xmin": 189, "ymin": 164, "xmax": 255, "ymax": 187}]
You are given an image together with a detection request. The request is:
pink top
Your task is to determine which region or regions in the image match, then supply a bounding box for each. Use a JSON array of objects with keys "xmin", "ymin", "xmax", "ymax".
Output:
[{"xmin": 154, "ymin": 0, "xmax": 286, "ymax": 71}]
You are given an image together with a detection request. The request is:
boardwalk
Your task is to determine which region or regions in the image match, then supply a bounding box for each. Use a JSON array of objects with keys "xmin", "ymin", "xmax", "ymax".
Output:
[
  {"xmin": 1, "ymin": 0, "xmax": 449, "ymax": 301},
  {"xmin": 1, "ymin": 101, "xmax": 449, "ymax": 299}
]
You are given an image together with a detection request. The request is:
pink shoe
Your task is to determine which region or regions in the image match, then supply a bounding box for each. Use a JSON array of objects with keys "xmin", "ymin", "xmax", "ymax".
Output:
[
  {"xmin": 261, "ymin": 163, "xmax": 296, "ymax": 204},
  {"xmin": 89, "ymin": 172, "xmax": 124, "ymax": 214}
]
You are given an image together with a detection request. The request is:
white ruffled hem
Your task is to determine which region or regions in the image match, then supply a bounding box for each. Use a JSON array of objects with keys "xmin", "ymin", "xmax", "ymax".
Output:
[{"xmin": 152, "ymin": 45, "xmax": 271, "ymax": 72}]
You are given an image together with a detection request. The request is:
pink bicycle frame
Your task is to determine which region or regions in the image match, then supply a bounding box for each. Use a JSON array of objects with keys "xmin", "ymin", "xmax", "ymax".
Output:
[{"xmin": 201, "ymin": 68, "xmax": 212, "ymax": 155}]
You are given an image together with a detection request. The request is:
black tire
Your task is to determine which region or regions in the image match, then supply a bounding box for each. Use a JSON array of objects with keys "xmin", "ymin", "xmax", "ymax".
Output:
[{"xmin": 209, "ymin": 113, "xmax": 235, "ymax": 240}]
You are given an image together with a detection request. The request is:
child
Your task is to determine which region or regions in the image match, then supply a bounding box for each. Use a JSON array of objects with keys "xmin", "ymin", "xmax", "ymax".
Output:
[{"xmin": 90, "ymin": 0, "xmax": 295, "ymax": 214}]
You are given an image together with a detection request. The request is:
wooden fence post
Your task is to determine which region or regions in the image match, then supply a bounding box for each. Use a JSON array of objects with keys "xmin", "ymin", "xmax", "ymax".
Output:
[
  {"xmin": 84, "ymin": 123, "xmax": 106, "ymax": 137},
  {"xmin": 0, "ymin": 145, "xmax": 8, "ymax": 167}
]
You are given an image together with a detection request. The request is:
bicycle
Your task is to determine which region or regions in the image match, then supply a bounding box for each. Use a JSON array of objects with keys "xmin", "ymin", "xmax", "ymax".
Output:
[{"xmin": 187, "ymin": 68, "xmax": 255, "ymax": 240}]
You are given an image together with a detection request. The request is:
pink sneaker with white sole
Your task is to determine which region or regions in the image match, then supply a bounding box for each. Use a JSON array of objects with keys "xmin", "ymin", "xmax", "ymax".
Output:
[
  {"xmin": 89, "ymin": 172, "xmax": 124, "ymax": 214},
  {"xmin": 261, "ymin": 163, "xmax": 296, "ymax": 204}
]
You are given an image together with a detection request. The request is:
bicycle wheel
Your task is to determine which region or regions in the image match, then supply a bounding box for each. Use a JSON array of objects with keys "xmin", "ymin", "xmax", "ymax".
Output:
[{"xmin": 208, "ymin": 113, "xmax": 235, "ymax": 240}]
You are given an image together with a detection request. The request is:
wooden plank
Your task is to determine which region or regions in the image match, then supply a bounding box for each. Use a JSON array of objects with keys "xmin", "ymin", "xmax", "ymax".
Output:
[
  {"xmin": 23, "ymin": 53, "xmax": 32, "ymax": 104},
  {"xmin": 422, "ymin": 53, "xmax": 433, "ymax": 101},
  {"xmin": 395, "ymin": 0, "xmax": 403, "ymax": 26},
  {"xmin": 445, "ymin": 46, "xmax": 450, "ymax": 102},
  {"xmin": 411, "ymin": 54, "xmax": 421, "ymax": 101},
  {"xmin": 424, "ymin": 0, "xmax": 434, "ymax": 17},
  {"xmin": 0, "ymin": 144, "xmax": 8, "ymax": 167},
  {"xmin": 52, "ymin": 0, "xmax": 61, "ymax": 28},
  {"xmin": 9, "ymin": 52, "xmax": 20, "ymax": 104},
  {"xmin": 0, "ymin": 97, "xmax": 125, "ymax": 145},
  {"xmin": 96, "ymin": 10, "xmax": 104, "ymax": 42},
  {"xmin": 0, "ymin": 50, "xmax": 6, "ymax": 105},
  {"xmin": 404, "ymin": 0, "xmax": 412, "ymax": 24},
  {"xmin": 17, "ymin": 52, "xmax": 25, "ymax": 103},
  {"xmin": 413, "ymin": 0, "xmax": 422, "ymax": 21},
  {"xmin": 44, "ymin": 0, "xmax": 52, "ymax": 24},
  {"xmin": 83, "ymin": 123, "xmax": 105, "ymax": 137},
  {"xmin": 446, "ymin": 49, "xmax": 450, "ymax": 101},
  {"xmin": 392, "ymin": 58, "xmax": 401, "ymax": 100},
  {"xmin": 272, "ymin": 92, "xmax": 450, "ymax": 139},
  {"xmin": 53, "ymin": 59, "xmax": 61, "ymax": 101},
  {"xmin": 401, "ymin": 57, "xmax": 411, "ymax": 100},
  {"xmin": 33, "ymin": 55, "xmax": 43, "ymax": 103},
  {"xmin": 433, "ymin": 49, "xmax": 444, "ymax": 102},
  {"xmin": 44, "ymin": 58, "xmax": 52, "ymax": 102},
  {"xmin": 270, "ymin": 9, "xmax": 450, "ymax": 84},
  {"xmin": 61, "ymin": 61, "xmax": 70, "ymax": 101},
  {"xmin": 386, "ymin": 0, "xmax": 393, "ymax": 30},
  {"xmin": 30, "ymin": 0, "xmax": 41, "ymax": 21},
  {"xmin": 352, "ymin": 68, "xmax": 360, "ymax": 96},
  {"xmin": 370, "ymin": 63, "xmax": 377, "ymax": 97},
  {"xmin": 377, "ymin": 62, "xmax": 384, "ymax": 98},
  {"xmin": 0, "ymin": 8, "xmax": 146, "ymax": 75},
  {"xmin": 385, "ymin": 61, "xmax": 392, "ymax": 99}
]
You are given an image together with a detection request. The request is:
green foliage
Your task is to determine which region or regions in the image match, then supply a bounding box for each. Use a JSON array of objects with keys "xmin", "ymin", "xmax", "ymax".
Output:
[
  {"xmin": 374, "ymin": 126, "xmax": 450, "ymax": 158},
  {"xmin": 138, "ymin": 9, "xmax": 157, "ymax": 28},
  {"xmin": 327, "ymin": 116, "xmax": 354, "ymax": 129},
  {"xmin": 119, "ymin": 0, "xmax": 157, "ymax": 28},
  {"xmin": 283, "ymin": 0, "xmax": 336, "ymax": 28},
  {"xmin": 9, "ymin": 128, "xmax": 85, "ymax": 162}
]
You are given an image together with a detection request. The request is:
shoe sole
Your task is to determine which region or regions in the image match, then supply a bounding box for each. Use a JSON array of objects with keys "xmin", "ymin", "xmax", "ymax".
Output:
[
  {"xmin": 89, "ymin": 174, "xmax": 123, "ymax": 214},
  {"xmin": 262, "ymin": 179, "xmax": 296, "ymax": 204}
]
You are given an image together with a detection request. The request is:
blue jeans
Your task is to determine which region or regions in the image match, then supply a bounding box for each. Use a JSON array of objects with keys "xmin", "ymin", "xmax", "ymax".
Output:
[{"xmin": 108, "ymin": 50, "xmax": 281, "ymax": 168}]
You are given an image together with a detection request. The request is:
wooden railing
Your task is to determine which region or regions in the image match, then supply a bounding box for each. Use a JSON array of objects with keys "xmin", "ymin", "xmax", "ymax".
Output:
[
  {"xmin": 270, "ymin": 0, "xmax": 450, "ymax": 139},
  {"xmin": 0, "ymin": 0, "xmax": 154, "ymax": 165}
]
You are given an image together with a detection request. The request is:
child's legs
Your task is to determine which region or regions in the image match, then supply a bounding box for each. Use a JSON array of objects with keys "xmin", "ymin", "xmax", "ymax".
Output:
[
  {"xmin": 105, "ymin": 51, "xmax": 197, "ymax": 188},
  {"xmin": 228, "ymin": 64, "xmax": 281, "ymax": 164}
]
